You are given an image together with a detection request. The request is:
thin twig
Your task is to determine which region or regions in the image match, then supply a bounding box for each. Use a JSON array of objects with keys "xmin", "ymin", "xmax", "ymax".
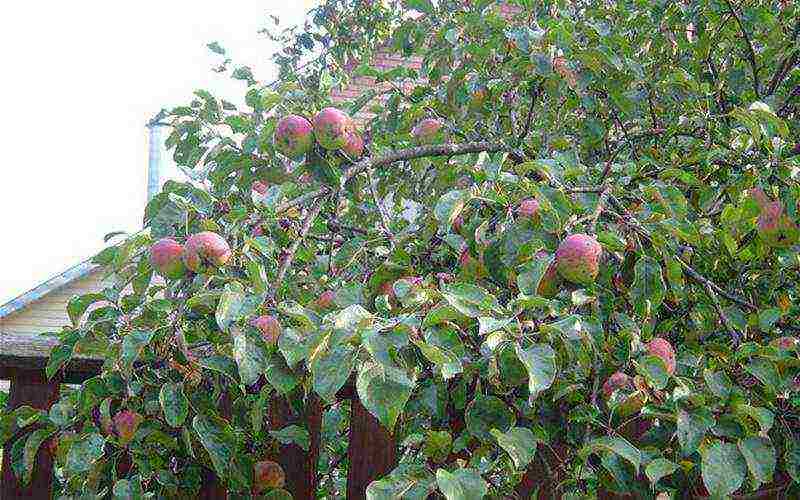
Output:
[
  {"xmin": 607, "ymin": 195, "xmax": 756, "ymax": 311},
  {"xmin": 723, "ymin": 0, "xmax": 761, "ymax": 97},
  {"xmin": 328, "ymin": 221, "xmax": 368, "ymax": 235},
  {"xmin": 276, "ymin": 188, "xmax": 330, "ymax": 213},
  {"xmin": 766, "ymin": 18, "xmax": 800, "ymax": 95},
  {"xmin": 366, "ymin": 168, "xmax": 395, "ymax": 244},
  {"xmin": 516, "ymin": 83, "xmax": 541, "ymax": 145},
  {"xmin": 343, "ymin": 140, "xmax": 510, "ymax": 181},
  {"xmin": 273, "ymin": 197, "xmax": 326, "ymax": 297},
  {"xmin": 589, "ymin": 185, "xmax": 612, "ymax": 234}
]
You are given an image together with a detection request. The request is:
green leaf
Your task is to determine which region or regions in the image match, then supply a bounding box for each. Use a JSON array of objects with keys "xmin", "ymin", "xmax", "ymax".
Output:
[
  {"xmin": 540, "ymin": 315, "xmax": 585, "ymax": 340},
  {"xmin": 477, "ymin": 316, "xmax": 513, "ymax": 336},
  {"xmin": 356, "ymin": 361, "xmax": 415, "ymax": 430},
  {"xmin": 46, "ymin": 336, "xmax": 77, "ymax": 380},
  {"xmin": 192, "ymin": 415, "xmax": 236, "ymax": 480},
  {"xmin": 113, "ymin": 479, "xmax": 133, "ymax": 499},
  {"xmin": 435, "ymin": 468, "xmax": 488, "ymax": 500},
  {"xmin": 490, "ymin": 427, "xmax": 538, "ymax": 469},
  {"xmin": 159, "ymin": 383, "xmax": 188, "ymax": 428},
  {"xmin": 465, "ymin": 395, "xmax": 515, "ymax": 441},
  {"xmin": 366, "ymin": 463, "xmax": 436, "ymax": 500},
  {"xmin": 423, "ymin": 304, "xmax": 465, "ymax": 328},
  {"xmin": 441, "ymin": 283, "xmax": 498, "ymax": 318},
  {"xmin": 645, "ymin": 458, "xmax": 678, "ymax": 486},
  {"xmin": 757, "ymin": 308, "xmax": 782, "ymax": 332},
  {"xmin": 231, "ymin": 326, "xmax": 268, "ymax": 386},
  {"xmin": 199, "ymin": 355, "xmax": 240, "ymax": 384},
  {"xmin": 677, "ymin": 410, "xmax": 714, "ymax": 455},
  {"xmin": 701, "ymin": 441, "xmax": 746, "ymax": 498},
  {"xmin": 405, "ymin": 0, "xmax": 435, "ymax": 15},
  {"xmin": 703, "ymin": 369, "xmax": 732, "ymax": 399},
  {"xmin": 120, "ymin": 330, "xmax": 154, "ymax": 371},
  {"xmin": 736, "ymin": 405, "xmax": 773, "ymax": 433},
  {"xmin": 580, "ymin": 436, "xmax": 641, "ymax": 474},
  {"xmin": 744, "ymin": 358, "xmax": 780, "ymax": 390},
  {"xmin": 516, "ymin": 256, "xmax": 553, "ymax": 296},
  {"xmin": 21, "ymin": 429, "xmax": 54, "ymax": 485},
  {"xmin": 637, "ymin": 355, "xmax": 670, "ymax": 390},
  {"xmin": 269, "ymin": 425, "xmax": 311, "ymax": 452},
  {"xmin": 413, "ymin": 339, "xmax": 462, "ymax": 380},
  {"xmin": 65, "ymin": 433, "xmax": 105, "ymax": 476},
  {"xmin": 215, "ymin": 283, "xmax": 263, "ymax": 331},
  {"xmin": 264, "ymin": 352, "xmax": 299, "ymax": 395},
  {"xmin": 738, "ymin": 437, "xmax": 775, "ymax": 488},
  {"xmin": 277, "ymin": 301, "xmax": 320, "ymax": 330},
  {"xmin": 278, "ymin": 327, "xmax": 314, "ymax": 368},
  {"xmin": 67, "ymin": 293, "xmax": 106, "ymax": 326},
  {"xmin": 785, "ymin": 436, "xmax": 800, "ymax": 483},
  {"xmin": 434, "ymin": 189, "xmax": 470, "ymax": 228},
  {"xmin": 311, "ymin": 344, "xmax": 356, "ymax": 402},
  {"xmin": 629, "ymin": 256, "xmax": 665, "ymax": 318},
  {"xmin": 424, "ymin": 430, "xmax": 453, "ymax": 463},
  {"xmin": 515, "ymin": 343, "xmax": 556, "ymax": 399}
]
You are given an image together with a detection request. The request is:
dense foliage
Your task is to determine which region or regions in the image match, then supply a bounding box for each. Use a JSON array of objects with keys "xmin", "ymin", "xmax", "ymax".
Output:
[{"xmin": 3, "ymin": 0, "xmax": 800, "ymax": 497}]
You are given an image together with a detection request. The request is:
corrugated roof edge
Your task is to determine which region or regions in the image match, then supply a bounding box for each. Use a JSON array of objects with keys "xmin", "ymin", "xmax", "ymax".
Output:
[{"xmin": 0, "ymin": 260, "xmax": 98, "ymax": 319}]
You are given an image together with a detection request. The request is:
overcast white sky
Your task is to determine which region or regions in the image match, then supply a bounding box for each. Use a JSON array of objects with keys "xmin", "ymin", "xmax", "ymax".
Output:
[{"xmin": 0, "ymin": 1, "xmax": 318, "ymax": 304}]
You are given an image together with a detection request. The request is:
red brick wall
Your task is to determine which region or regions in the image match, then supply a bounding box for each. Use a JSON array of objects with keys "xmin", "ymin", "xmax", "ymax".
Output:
[
  {"xmin": 330, "ymin": 50, "xmax": 423, "ymax": 125},
  {"xmin": 330, "ymin": 2, "xmax": 518, "ymax": 126}
]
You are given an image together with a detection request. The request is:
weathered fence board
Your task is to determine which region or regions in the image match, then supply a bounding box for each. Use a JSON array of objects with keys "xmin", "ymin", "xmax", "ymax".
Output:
[
  {"xmin": 346, "ymin": 395, "xmax": 397, "ymax": 499},
  {"xmin": 269, "ymin": 393, "xmax": 323, "ymax": 499},
  {"xmin": 0, "ymin": 334, "xmax": 400, "ymax": 498},
  {"xmin": 1, "ymin": 368, "xmax": 61, "ymax": 500}
]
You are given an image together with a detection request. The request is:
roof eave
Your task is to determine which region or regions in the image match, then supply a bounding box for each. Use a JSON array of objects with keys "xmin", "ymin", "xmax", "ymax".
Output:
[{"xmin": 0, "ymin": 260, "xmax": 98, "ymax": 319}]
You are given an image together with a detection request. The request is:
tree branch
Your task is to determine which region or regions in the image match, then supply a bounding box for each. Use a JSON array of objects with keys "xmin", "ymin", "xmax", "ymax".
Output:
[
  {"xmin": 276, "ymin": 188, "xmax": 330, "ymax": 213},
  {"xmin": 723, "ymin": 0, "xmax": 761, "ymax": 98},
  {"xmin": 607, "ymin": 195, "xmax": 755, "ymax": 309},
  {"xmin": 343, "ymin": 141, "xmax": 510, "ymax": 181},
  {"xmin": 273, "ymin": 197, "xmax": 326, "ymax": 297},
  {"xmin": 766, "ymin": 18, "xmax": 800, "ymax": 95}
]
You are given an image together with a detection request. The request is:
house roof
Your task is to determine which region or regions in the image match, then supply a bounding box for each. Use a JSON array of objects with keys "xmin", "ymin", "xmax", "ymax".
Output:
[{"xmin": 0, "ymin": 259, "xmax": 98, "ymax": 320}]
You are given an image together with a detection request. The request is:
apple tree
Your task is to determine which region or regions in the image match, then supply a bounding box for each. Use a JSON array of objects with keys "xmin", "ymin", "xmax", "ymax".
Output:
[{"xmin": 4, "ymin": 0, "xmax": 800, "ymax": 498}]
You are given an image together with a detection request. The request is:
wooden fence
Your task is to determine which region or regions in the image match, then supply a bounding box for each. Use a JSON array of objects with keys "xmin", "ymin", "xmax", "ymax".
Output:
[{"xmin": 0, "ymin": 333, "xmax": 394, "ymax": 500}]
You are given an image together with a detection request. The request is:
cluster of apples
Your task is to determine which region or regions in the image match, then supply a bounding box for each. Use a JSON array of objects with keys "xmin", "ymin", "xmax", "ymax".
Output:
[
  {"xmin": 602, "ymin": 338, "xmax": 676, "ymax": 416},
  {"xmin": 150, "ymin": 232, "xmax": 232, "ymax": 279},
  {"xmin": 273, "ymin": 107, "xmax": 363, "ymax": 160}
]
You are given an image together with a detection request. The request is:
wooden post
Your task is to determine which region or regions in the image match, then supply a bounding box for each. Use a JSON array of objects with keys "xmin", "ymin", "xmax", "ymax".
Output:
[
  {"xmin": 346, "ymin": 396, "xmax": 397, "ymax": 500},
  {"xmin": 269, "ymin": 393, "xmax": 323, "ymax": 500},
  {"xmin": 198, "ymin": 389, "xmax": 232, "ymax": 499},
  {"xmin": 198, "ymin": 466, "xmax": 227, "ymax": 500},
  {"xmin": 1, "ymin": 369, "xmax": 61, "ymax": 500},
  {"xmin": 516, "ymin": 442, "xmax": 569, "ymax": 499}
]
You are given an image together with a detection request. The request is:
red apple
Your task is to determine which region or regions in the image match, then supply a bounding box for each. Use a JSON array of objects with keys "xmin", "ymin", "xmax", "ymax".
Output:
[
  {"xmin": 183, "ymin": 231, "xmax": 232, "ymax": 272},
  {"xmin": 556, "ymin": 233, "xmax": 603, "ymax": 285},
  {"xmin": 150, "ymin": 238, "xmax": 186, "ymax": 279},
  {"xmin": 253, "ymin": 460, "xmax": 285, "ymax": 492},
  {"xmin": 645, "ymin": 338, "xmax": 676, "ymax": 375},
  {"xmin": 252, "ymin": 315, "xmax": 281, "ymax": 345}
]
